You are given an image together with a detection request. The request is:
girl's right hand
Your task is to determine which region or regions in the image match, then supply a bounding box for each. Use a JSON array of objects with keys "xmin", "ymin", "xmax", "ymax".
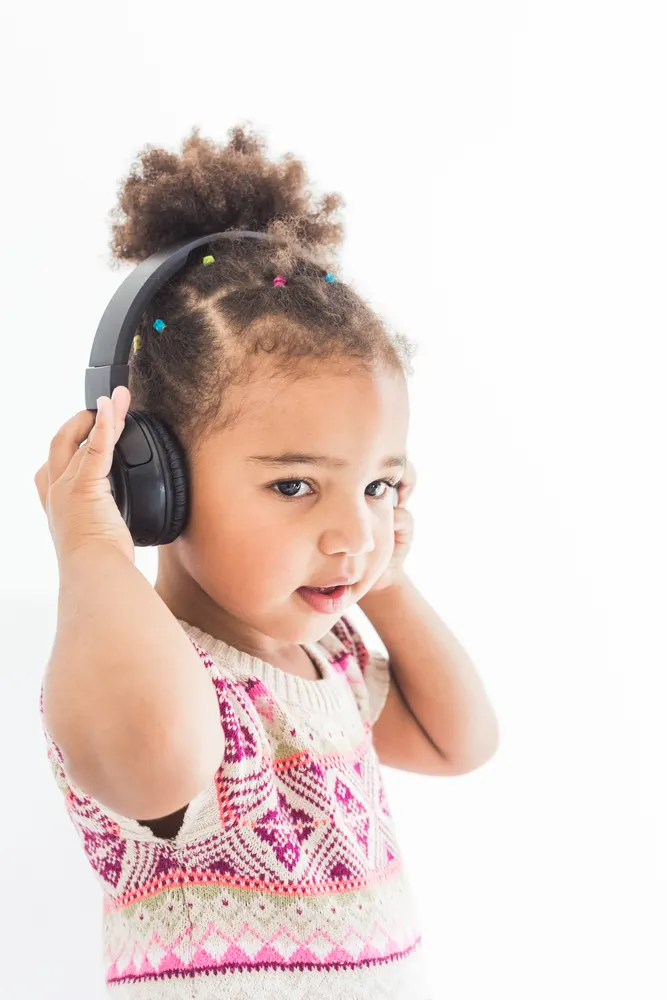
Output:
[{"xmin": 34, "ymin": 386, "xmax": 136, "ymax": 564}]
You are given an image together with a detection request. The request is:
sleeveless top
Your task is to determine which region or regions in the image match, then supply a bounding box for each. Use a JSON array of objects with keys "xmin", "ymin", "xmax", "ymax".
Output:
[{"xmin": 41, "ymin": 614, "xmax": 431, "ymax": 998}]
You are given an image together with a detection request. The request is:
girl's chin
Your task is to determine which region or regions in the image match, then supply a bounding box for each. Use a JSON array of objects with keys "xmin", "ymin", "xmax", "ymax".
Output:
[{"xmin": 256, "ymin": 597, "xmax": 346, "ymax": 644}]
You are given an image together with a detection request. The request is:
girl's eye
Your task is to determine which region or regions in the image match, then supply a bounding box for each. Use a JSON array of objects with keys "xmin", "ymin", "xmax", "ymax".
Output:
[
  {"xmin": 365, "ymin": 479, "xmax": 399, "ymax": 498},
  {"xmin": 272, "ymin": 480, "xmax": 313, "ymax": 498}
]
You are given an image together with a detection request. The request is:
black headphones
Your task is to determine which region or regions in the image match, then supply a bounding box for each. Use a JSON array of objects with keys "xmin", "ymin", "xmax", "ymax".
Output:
[{"xmin": 85, "ymin": 230, "xmax": 271, "ymax": 547}]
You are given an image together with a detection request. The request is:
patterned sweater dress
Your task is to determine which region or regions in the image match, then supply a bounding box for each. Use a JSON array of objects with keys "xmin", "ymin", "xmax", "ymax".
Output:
[{"xmin": 41, "ymin": 614, "xmax": 431, "ymax": 998}]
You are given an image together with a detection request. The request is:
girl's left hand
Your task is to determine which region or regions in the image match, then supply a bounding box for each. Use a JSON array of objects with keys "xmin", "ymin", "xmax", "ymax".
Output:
[{"xmin": 365, "ymin": 458, "xmax": 417, "ymax": 595}]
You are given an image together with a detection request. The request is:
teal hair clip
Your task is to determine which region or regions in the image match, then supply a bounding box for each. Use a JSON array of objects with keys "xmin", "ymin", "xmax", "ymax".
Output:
[
  {"xmin": 153, "ymin": 319, "xmax": 166, "ymax": 333},
  {"xmin": 324, "ymin": 272, "xmax": 337, "ymax": 283}
]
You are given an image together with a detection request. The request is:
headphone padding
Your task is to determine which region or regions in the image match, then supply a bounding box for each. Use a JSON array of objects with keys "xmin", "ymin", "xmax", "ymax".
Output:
[{"xmin": 139, "ymin": 413, "xmax": 189, "ymax": 544}]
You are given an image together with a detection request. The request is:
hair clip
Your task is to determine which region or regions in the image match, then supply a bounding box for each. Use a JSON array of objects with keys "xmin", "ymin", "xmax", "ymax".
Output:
[
  {"xmin": 202, "ymin": 255, "xmax": 215, "ymax": 265},
  {"xmin": 153, "ymin": 319, "xmax": 166, "ymax": 332},
  {"xmin": 133, "ymin": 334, "xmax": 142, "ymax": 352},
  {"xmin": 273, "ymin": 275, "xmax": 287, "ymax": 287},
  {"xmin": 324, "ymin": 272, "xmax": 338, "ymax": 283}
]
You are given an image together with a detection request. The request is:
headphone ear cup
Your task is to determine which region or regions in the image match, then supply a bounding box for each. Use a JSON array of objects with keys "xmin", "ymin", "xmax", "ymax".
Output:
[
  {"xmin": 111, "ymin": 411, "xmax": 189, "ymax": 546},
  {"xmin": 142, "ymin": 414, "xmax": 189, "ymax": 545}
]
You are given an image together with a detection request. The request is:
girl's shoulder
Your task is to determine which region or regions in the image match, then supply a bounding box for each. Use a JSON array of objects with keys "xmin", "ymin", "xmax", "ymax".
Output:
[{"xmin": 325, "ymin": 614, "xmax": 371, "ymax": 672}]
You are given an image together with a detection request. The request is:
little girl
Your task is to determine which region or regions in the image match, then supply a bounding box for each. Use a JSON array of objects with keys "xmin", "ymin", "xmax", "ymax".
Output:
[{"xmin": 35, "ymin": 124, "xmax": 499, "ymax": 999}]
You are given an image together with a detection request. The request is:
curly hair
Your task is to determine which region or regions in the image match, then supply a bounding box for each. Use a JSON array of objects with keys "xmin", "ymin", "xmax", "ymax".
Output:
[{"xmin": 107, "ymin": 122, "xmax": 416, "ymax": 456}]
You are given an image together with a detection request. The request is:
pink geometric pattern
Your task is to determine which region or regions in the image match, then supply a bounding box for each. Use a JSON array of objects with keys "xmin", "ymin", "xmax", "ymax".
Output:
[{"xmin": 41, "ymin": 616, "xmax": 429, "ymax": 997}]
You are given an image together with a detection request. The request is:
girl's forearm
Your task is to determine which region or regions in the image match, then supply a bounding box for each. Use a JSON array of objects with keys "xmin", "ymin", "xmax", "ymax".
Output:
[
  {"xmin": 358, "ymin": 574, "xmax": 499, "ymax": 769},
  {"xmin": 43, "ymin": 541, "xmax": 224, "ymax": 819}
]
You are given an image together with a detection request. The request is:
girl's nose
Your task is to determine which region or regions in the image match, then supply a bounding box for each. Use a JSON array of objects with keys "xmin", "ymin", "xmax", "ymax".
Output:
[{"xmin": 318, "ymin": 502, "xmax": 376, "ymax": 557}]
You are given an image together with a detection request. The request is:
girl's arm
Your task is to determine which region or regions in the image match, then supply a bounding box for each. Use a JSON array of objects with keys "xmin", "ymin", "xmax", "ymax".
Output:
[
  {"xmin": 43, "ymin": 540, "xmax": 225, "ymax": 820},
  {"xmin": 37, "ymin": 391, "xmax": 224, "ymax": 823},
  {"xmin": 358, "ymin": 573, "xmax": 499, "ymax": 776}
]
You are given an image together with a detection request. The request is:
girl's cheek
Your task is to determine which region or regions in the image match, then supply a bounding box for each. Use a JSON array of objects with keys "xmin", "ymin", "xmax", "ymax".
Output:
[{"xmin": 378, "ymin": 521, "xmax": 397, "ymax": 556}]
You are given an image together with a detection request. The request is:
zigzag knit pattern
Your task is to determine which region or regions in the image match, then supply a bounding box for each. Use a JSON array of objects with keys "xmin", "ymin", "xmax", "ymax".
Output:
[{"xmin": 41, "ymin": 615, "xmax": 431, "ymax": 998}]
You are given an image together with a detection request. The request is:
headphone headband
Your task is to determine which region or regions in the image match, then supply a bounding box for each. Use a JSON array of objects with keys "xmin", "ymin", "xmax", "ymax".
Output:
[{"xmin": 85, "ymin": 230, "xmax": 271, "ymax": 409}]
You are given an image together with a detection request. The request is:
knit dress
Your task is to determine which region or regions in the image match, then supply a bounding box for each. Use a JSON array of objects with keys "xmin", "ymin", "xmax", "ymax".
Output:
[{"xmin": 41, "ymin": 614, "xmax": 431, "ymax": 999}]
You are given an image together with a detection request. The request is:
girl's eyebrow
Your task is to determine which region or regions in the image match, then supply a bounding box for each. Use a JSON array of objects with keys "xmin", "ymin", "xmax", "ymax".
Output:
[{"xmin": 248, "ymin": 452, "xmax": 406, "ymax": 470}]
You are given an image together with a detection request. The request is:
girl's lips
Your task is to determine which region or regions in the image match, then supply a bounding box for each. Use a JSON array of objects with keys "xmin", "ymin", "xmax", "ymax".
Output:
[{"xmin": 297, "ymin": 585, "xmax": 350, "ymax": 613}]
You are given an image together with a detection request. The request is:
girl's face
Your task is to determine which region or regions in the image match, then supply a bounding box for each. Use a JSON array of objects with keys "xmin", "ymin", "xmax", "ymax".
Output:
[{"xmin": 156, "ymin": 361, "xmax": 409, "ymax": 656}]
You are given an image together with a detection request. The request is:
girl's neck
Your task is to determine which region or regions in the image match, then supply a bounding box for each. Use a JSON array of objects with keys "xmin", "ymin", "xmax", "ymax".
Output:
[{"xmin": 154, "ymin": 547, "xmax": 311, "ymax": 671}]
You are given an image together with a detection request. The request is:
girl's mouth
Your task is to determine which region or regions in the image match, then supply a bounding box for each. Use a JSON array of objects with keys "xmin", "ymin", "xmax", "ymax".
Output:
[{"xmin": 297, "ymin": 585, "xmax": 349, "ymax": 613}]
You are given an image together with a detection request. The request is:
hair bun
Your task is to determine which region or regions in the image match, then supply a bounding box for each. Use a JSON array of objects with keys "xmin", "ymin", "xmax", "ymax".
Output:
[{"xmin": 108, "ymin": 123, "xmax": 345, "ymax": 264}]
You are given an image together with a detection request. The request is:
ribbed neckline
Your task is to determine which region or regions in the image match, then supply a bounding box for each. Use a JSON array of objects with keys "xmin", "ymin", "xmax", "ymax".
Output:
[{"xmin": 177, "ymin": 619, "xmax": 350, "ymax": 714}]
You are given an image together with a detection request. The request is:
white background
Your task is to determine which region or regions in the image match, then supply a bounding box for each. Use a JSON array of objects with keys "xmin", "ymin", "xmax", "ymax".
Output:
[{"xmin": 1, "ymin": 1, "xmax": 665, "ymax": 997}]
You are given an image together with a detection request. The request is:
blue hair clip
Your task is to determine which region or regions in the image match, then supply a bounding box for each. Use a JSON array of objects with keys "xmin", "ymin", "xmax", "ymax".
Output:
[
  {"xmin": 324, "ymin": 272, "xmax": 337, "ymax": 283},
  {"xmin": 153, "ymin": 319, "xmax": 166, "ymax": 333}
]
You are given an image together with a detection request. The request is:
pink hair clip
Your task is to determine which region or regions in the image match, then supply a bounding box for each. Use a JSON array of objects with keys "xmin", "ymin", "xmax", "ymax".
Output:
[{"xmin": 273, "ymin": 275, "xmax": 287, "ymax": 287}]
